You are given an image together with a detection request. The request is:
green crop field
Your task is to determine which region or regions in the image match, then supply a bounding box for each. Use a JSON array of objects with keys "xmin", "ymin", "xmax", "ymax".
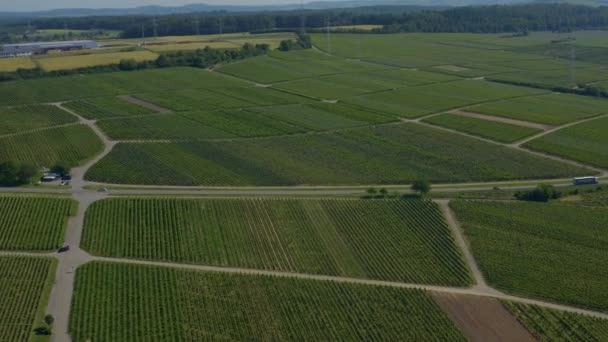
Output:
[
  {"xmin": 96, "ymin": 113, "xmax": 236, "ymax": 140},
  {"xmin": 342, "ymin": 80, "xmax": 545, "ymax": 118},
  {"xmin": 468, "ymin": 93, "xmax": 608, "ymax": 125},
  {"xmin": 85, "ymin": 123, "xmax": 589, "ymax": 186},
  {"xmin": 504, "ymin": 302, "xmax": 608, "ymax": 341},
  {"xmin": 0, "ymin": 256, "xmax": 57, "ymax": 342},
  {"xmin": 0, "ymin": 67, "xmax": 246, "ymax": 107},
  {"xmin": 245, "ymin": 103, "xmax": 396, "ymax": 129},
  {"xmin": 82, "ymin": 198, "xmax": 471, "ymax": 285},
  {"xmin": 133, "ymin": 88, "xmax": 254, "ymax": 112},
  {"xmin": 0, "ymin": 124, "xmax": 104, "ymax": 167},
  {"xmin": 450, "ymin": 200, "xmax": 608, "ymax": 312},
  {"xmin": 422, "ymin": 113, "xmax": 542, "ymax": 143},
  {"xmin": 71, "ymin": 262, "xmax": 465, "ymax": 341},
  {"xmin": 181, "ymin": 110, "xmax": 303, "ymax": 137},
  {"xmin": 0, "ymin": 195, "xmax": 75, "ymax": 250},
  {"xmin": 525, "ymin": 116, "xmax": 608, "ymax": 169},
  {"xmin": 574, "ymin": 187, "xmax": 608, "ymax": 207},
  {"xmin": 0, "ymin": 105, "xmax": 77, "ymax": 135},
  {"xmin": 63, "ymin": 96, "xmax": 158, "ymax": 120}
]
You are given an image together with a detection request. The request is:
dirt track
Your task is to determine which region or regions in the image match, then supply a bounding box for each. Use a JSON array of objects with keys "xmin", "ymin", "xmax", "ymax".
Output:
[
  {"xmin": 452, "ymin": 110, "xmax": 553, "ymax": 131},
  {"xmin": 432, "ymin": 293, "xmax": 537, "ymax": 342},
  {"xmin": 117, "ymin": 95, "xmax": 172, "ymax": 113}
]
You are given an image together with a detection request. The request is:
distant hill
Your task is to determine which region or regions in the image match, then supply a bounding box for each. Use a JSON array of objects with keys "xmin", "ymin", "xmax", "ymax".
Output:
[{"xmin": 0, "ymin": 0, "xmax": 537, "ymax": 18}]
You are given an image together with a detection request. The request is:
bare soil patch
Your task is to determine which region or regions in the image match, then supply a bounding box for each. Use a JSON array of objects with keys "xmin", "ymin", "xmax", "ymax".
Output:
[
  {"xmin": 453, "ymin": 110, "xmax": 554, "ymax": 131},
  {"xmin": 117, "ymin": 95, "xmax": 171, "ymax": 113},
  {"xmin": 432, "ymin": 293, "xmax": 537, "ymax": 342},
  {"xmin": 435, "ymin": 65, "xmax": 470, "ymax": 72}
]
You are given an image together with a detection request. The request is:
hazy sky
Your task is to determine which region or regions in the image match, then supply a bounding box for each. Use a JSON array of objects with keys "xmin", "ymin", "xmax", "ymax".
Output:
[{"xmin": 2, "ymin": 0, "xmax": 317, "ymax": 12}]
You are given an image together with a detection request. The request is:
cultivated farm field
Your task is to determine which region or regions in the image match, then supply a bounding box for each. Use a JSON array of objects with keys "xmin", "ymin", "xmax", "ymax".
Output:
[
  {"xmin": 0, "ymin": 256, "xmax": 57, "ymax": 342},
  {"xmin": 505, "ymin": 302, "xmax": 608, "ymax": 341},
  {"xmin": 82, "ymin": 198, "xmax": 471, "ymax": 285},
  {"xmin": 71, "ymin": 262, "xmax": 466, "ymax": 341},
  {"xmin": 468, "ymin": 93, "xmax": 608, "ymax": 125},
  {"xmin": 525, "ymin": 116, "xmax": 608, "ymax": 168},
  {"xmin": 0, "ymin": 104, "xmax": 77, "ymax": 135},
  {"xmin": 450, "ymin": 200, "xmax": 608, "ymax": 312},
  {"xmin": 63, "ymin": 96, "xmax": 158, "ymax": 120},
  {"xmin": 0, "ymin": 124, "xmax": 103, "ymax": 167},
  {"xmin": 423, "ymin": 113, "xmax": 542, "ymax": 143},
  {"xmin": 0, "ymin": 195, "xmax": 75, "ymax": 250},
  {"xmin": 85, "ymin": 123, "xmax": 590, "ymax": 186}
]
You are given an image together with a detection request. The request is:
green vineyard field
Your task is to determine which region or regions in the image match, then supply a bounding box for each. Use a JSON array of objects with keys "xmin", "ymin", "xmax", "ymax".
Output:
[
  {"xmin": 85, "ymin": 123, "xmax": 590, "ymax": 186},
  {"xmin": 0, "ymin": 105, "xmax": 77, "ymax": 135},
  {"xmin": 71, "ymin": 262, "xmax": 466, "ymax": 341},
  {"xmin": 82, "ymin": 198, "xmax": 471, "ymax": 285},
  {"xmin": 423, "ymin": 113, "xmax": 542, "ymax": 143},
  {"xmin": 525, "ymin": 116, "xmax": 608, "ymax": 169},
  {"xmin": 0, "ymin": 256, "xmax": 57, "ymax": 342},
  {"xmin": 0, "ymin": 195, "xmax": 75, "ymax": 250},
  {"xmin": 504, "ymin": 302, "xmax": 608, "ymax": 341},
  {"xmin": 469, "ymin": 93, "xmax": 608, "ymax": 125},
  {"xmin": 451, "ymin": 200, "xmax": 608, "ymax": 312},
  {"xmin": 0, "ymin": 124, "xmax": 104, "ymax": 167},
  {"xmin": 64, "ymin": 96, "xmax": 157, "ymax": 120}
]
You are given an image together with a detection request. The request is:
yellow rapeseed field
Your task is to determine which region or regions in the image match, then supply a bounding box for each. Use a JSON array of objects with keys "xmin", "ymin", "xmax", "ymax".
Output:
[
  {"xmin": 36, "ymin": 51, "xmax": 159, "ymax": 71},
  {"xmin": 0, "ymin": 57, "xmax": 37, "ymax": 72}
]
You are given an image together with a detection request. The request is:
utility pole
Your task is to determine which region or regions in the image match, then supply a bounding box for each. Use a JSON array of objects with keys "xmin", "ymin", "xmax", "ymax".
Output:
[
  {"xmin": 569, "ymin": 46, "xmax": 576, "ymax": 85},
  {"xmin": 326, "ymin": 17, "xmax": 332, "ymax": 55},
  {"xmin": 300, "ymin": 0, "xmax": 306, "ymax": 34},
  {"xmin": 152, "ymin": 17, "xmax": 158, "ymax": 38},
  {"xmin": 194, "ymin": 18, "xmax": 200, "ymax": 35}
]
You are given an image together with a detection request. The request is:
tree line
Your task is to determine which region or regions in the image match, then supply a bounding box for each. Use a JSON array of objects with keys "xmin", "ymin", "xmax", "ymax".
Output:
[
  {"xmin": 0, "ymin": 43, "xmax": 270, "ymax": 82},
  {"xmin": 23, "ymin": 4, "xmax": 608, "ymax": 38}
]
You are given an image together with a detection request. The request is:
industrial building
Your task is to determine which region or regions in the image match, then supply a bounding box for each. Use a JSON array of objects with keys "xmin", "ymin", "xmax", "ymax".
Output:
[{"xmin": 0, "ymin": 40, "xmax": 98, "ymax": 58}]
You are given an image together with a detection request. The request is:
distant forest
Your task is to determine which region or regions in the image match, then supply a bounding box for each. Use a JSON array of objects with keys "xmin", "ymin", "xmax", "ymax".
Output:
[{"xmin": 13, "ymin": 4, "xmax": 608, "ymax": 39}]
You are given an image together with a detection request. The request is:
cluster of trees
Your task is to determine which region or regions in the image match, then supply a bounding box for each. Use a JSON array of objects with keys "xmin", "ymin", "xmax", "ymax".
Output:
[
  {"xmin": 278, "ymin": 32, "xmax": 312, "ymax": 51},
  {"xmin": 23, "ymin": 4, "xmax": 608, "ymax": 38},
  {"xmin": 362, "ymin": 180, "xmax": 431, "ymax": 200},
  {"xmin": 0, "ymin": 161, "xmax": 38, "ymax": 187},
  {"xmin": 515, "ymin": 184, "xmax": 562, "ymax": 202},
  {"xmin": 0, "ymin": 43, "xmax": 271, "ymax": 82},
  {"xmin": 489, "ymin": 78, "xmax": 608, "ymax": 99}
]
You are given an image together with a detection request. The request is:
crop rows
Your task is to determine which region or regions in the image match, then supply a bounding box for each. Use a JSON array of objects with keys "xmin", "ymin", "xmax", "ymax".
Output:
[
  {"xmin": 342, "ymin": 80, "xmax": 546, "ymax": 118},
  {"xmin": 0, "ymin": 104, "xmax": 77, "ymax": 135},
  {"xmin": 0, "ymin": 195, "xmax": 75, "ymax": 250},
  {"xmin": 0, "ymin": 124, "xmax": 104, "ymax": 168},
  {"xmin": 0, "ymin": 67, "xmax": 247, "ymax": 107},
  {"xmin": 504, "ymin": 301, "xmax": 608, "ymax": 341},
  {"xmin": 82, "ymin": 198, "xmax": 471, "ymax": 285},
  {"xmin": 71, "ymin": 262, "xmax": 466, "ymax": 341},
  {"xmin": 525, "ymin": 116, "xmax": 608, "ymax": 169},
  {"xmin": 86, "ymin": 123, "xmax": 590, "ymax": 186},
  {"xmin": 450, "ymin": 200, "xmax": 608, "ymax": 312},
  {"xmin": 469, "ymin": 93, "xmax": 608, "ymax": 125},
  {"xmin": 423, "ymin": 113, "xmax": 541, "ymax": 143},
  {"xmin": 63, "ymin": 96, "xmax": 157, "ymax": 120},
  {"xmin": 0, "ymin": 256, "xmax": 56, "ymax": 342}
]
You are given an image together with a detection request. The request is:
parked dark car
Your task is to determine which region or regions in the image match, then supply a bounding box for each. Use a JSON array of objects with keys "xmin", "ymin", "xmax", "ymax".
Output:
[
  {"xmin": 61, "ymin": 175, "xmax": 72, "ymax": 180},
  {"xmin": 58, "ymin": 245, "xmax": 70, "ymax": 253}
]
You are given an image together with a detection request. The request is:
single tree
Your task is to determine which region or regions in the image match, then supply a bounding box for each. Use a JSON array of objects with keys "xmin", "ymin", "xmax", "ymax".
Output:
[
  {"xmin": 411, "ymin": 180, "xmax": 431, "ymax": 196},
  {"xmin": 44, "ymin": 314, "xmax": 54, "ymax": 326}
]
